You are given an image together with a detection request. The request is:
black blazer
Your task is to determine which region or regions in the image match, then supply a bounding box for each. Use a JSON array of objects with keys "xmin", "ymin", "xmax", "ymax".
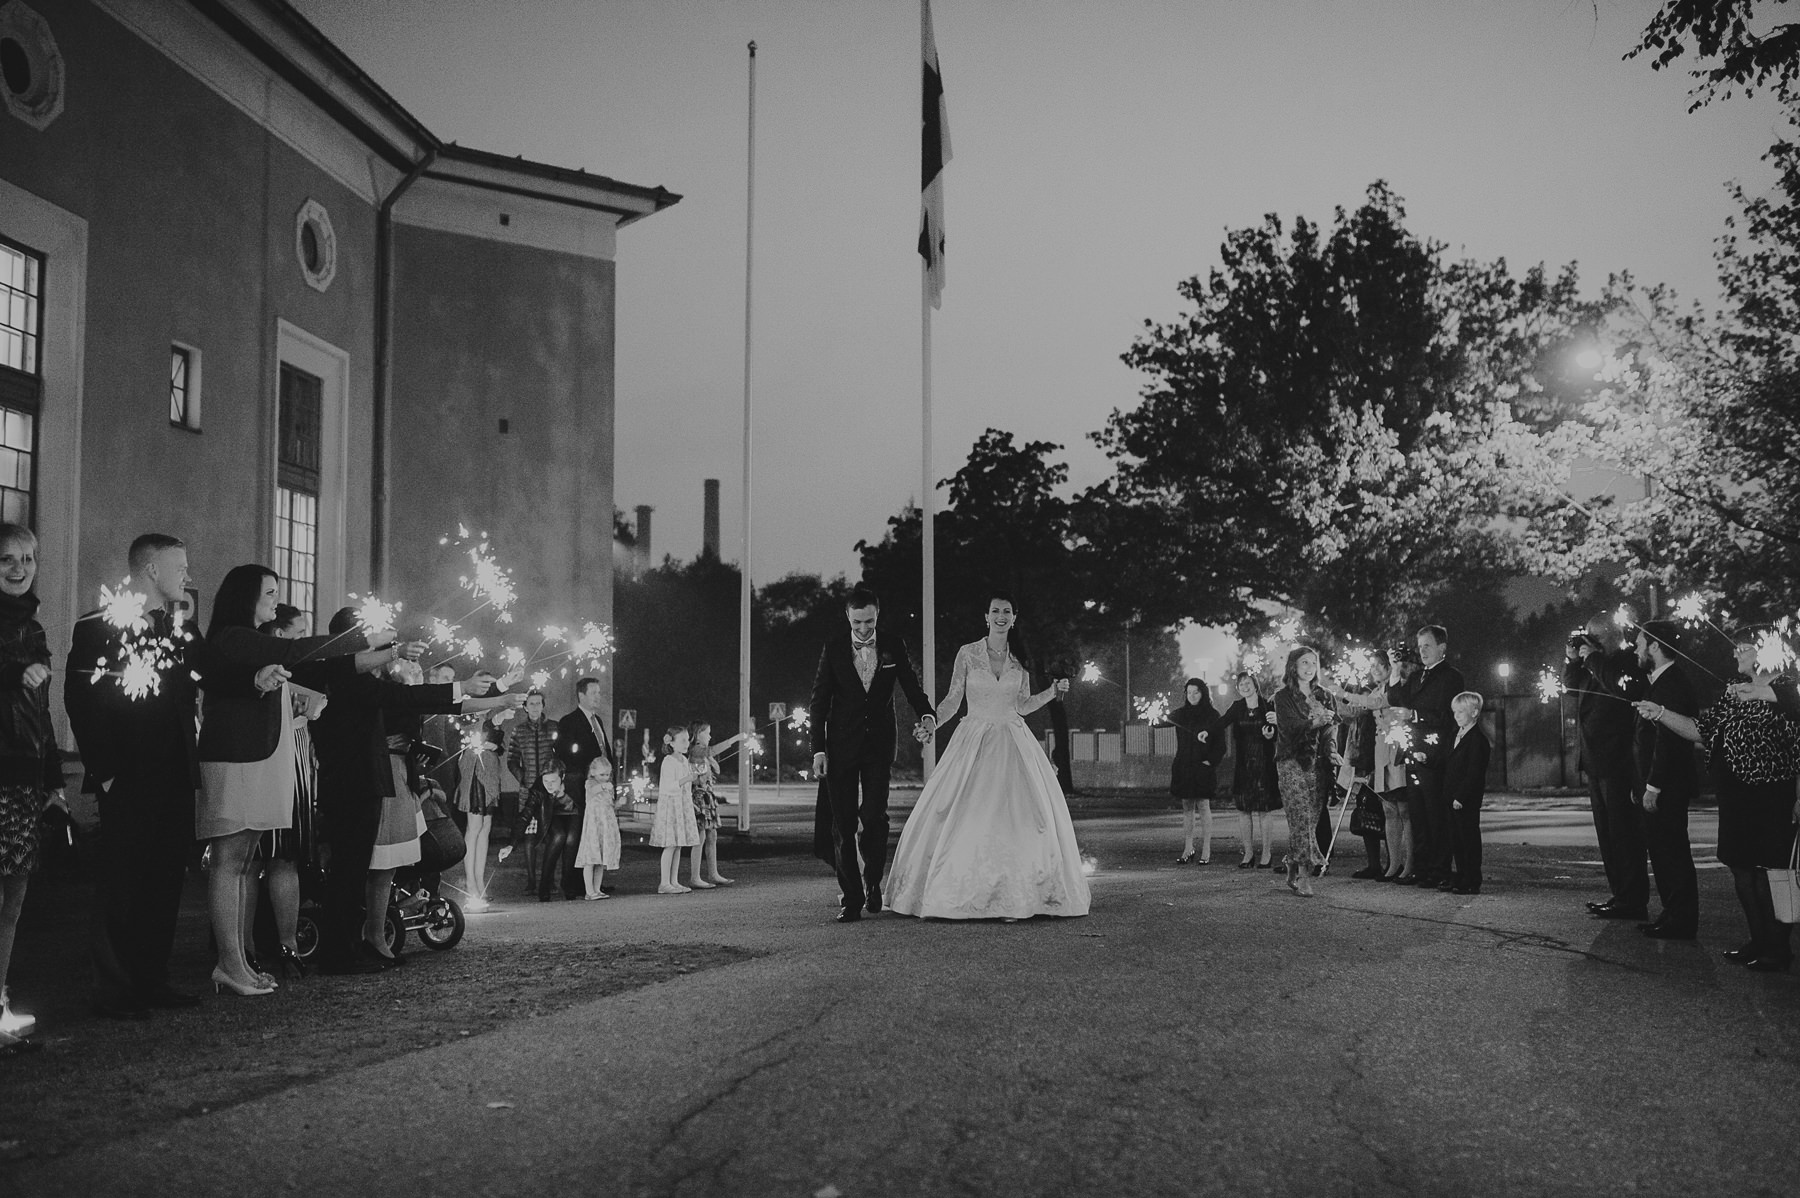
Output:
[
  {"xmin": 1388, "ymin": 660, "xmax": 1466, "ymax": 770},
  {"xmin": 808, "ymin": 632, "xmax": 934, "ymax": 767},
  {"xmin": 312, "ymin": 665, "xmax": 461, "ymax": 803},
  {"xmin": 64, "ymin": 607, "xmax": 203, "ymax": 795},
  {"xmin": 1633, "ymin": 664, "xmax": 1700, "ymax": 798},
  {"xmin": 196, "ymin": 624, "xmax": 367, "ymax": 764},
  {"xmin": 1444, "ymin": 724, "xmax": 1491, "ymax": 809},
  {"xmin": 1563, "ymin": 647, "xmax": 1640, "ymax": 774},
  {"xmin": 555, "ymin": 708, "xmax": 615, "ymax": 810}
]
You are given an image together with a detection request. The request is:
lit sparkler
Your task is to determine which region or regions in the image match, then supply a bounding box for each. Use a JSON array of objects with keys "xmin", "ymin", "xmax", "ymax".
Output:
[
  {"xmin": 789, "ymin": 708, "xmax": 811, "ymax": 732},
  {"xmin": 1328, "ymin": 646, "xmax": 1379, "ymax": 688},
  {"xmin": 99, "ymin": 581, "xmax": 150, "ymax": 633},
  {"xmin": 1134, "ymin": 694, "xmax": 1171, "ymax": 725},
  {"xmin": 529, "ymin": 669, "xmax": 551, "ymax": 691},
  {"xmin": 349, "ymin": 593, "xmax": 401, "ymax": 638},
  {"xmin": 1755, "ymin": 626, "xmax": 1796, "ymax": 675},
  {"xmin": 1536, "ymin": 668, "xmax": 1561, "ymax": 705},
  {"xmin": 116, "ymin": 652, "xmax": 161, "ymax": 701},
  {"xmin": 460, "ymin": 636, "xmax": 484, "ymax": 662},
  {"xmin": 1382, "ymin": 721, "xmax": 1414, "ymax": 752},
  {"xmin": 1080, "ymin": 661, "xmax": 1102, "ymax": 684}
]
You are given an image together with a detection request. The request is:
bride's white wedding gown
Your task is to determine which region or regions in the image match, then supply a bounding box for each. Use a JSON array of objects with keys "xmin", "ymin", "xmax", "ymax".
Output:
[{"xmin": 886, "ymin": 641, "xmax": 1091, "ymax": 920}]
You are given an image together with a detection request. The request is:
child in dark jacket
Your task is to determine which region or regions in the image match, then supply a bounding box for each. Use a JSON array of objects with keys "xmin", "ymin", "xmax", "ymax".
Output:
[{"xmin": 1444, "ymin": 691, "xmax": 1491, "ymax": 895}]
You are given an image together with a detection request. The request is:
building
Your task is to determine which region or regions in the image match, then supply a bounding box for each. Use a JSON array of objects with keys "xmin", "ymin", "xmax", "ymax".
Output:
[{"xmin": 0, "ymin": 0, "xmax": 677, "ymax": 733}]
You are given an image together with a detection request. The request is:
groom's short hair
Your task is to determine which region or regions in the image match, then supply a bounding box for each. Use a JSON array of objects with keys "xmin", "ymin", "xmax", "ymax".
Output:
[{"xmin": 846, "ymin": 584, "xmax": 880, "ymax": 611}]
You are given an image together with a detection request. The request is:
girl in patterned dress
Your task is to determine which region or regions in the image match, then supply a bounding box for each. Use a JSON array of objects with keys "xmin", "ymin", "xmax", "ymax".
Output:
[
  {"xmin": 652, "ymin": 726, "xmax": 700, "ymax": 894},
  {"xmin": 573, "ymin": 755, "xmax": 621, "ymax": 899},
  {"xmin": 686, "ymin": 723, "xmax": 744, "ymax": 889}
]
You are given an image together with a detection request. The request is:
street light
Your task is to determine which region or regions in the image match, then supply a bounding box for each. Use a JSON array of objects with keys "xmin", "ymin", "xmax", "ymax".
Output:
[{"xmin": 1496, "ymin": 662, "xmax": 1512, "ymax": 683}]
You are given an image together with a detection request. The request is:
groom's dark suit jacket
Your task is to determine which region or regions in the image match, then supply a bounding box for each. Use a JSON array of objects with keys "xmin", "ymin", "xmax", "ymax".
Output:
[{"xmin": 807, "ymin": 631, "xmax": 934, "ymax": 767}]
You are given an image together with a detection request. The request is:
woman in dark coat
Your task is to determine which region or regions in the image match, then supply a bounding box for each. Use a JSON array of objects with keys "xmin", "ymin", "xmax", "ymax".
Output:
[
  {"xmin": 1646, "ymin": 635, "xmax": 1800, "ymax": 971},
  {"xmin": 1222, "ymin": 672, "xmax": 1280, "ymax": 868},
  {"xmin": 1166, "ymin": 678, "xmax": 1225, "ymax": 863},
  {"xmin": 0, "ymin": 524, "xmax": 61, "ymax": 1053}
]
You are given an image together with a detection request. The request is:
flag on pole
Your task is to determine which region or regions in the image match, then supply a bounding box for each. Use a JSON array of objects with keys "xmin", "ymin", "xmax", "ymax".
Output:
[{"xmin": 919, "ymin": 0, "xmax": 951, "ymax": 308}]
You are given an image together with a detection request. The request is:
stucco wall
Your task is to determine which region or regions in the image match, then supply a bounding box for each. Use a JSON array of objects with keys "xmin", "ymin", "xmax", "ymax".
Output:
[
  {"xmin": 387, "ymin": 223, "xmax": 617, "ymax": 720},
  {"xmin": 0, "ymin": 0, "xmax": 377, "ymax": 623}
]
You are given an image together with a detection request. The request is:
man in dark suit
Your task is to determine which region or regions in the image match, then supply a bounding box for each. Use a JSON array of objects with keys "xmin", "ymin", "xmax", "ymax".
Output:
[
  {"xmin": 554, "ymin": 676, "xmax": 617, "ymax": 899},
  {"xmin": 1565, "ymin": 613, "xmax": 1651, "ymax": 920},
  {"xmin": 1631, "ymin": 620, "xmax": 1701, "ymax": 939},
  {"xmin": 809, "ymin": 584, "xmax": 935, "ymax": 922},
  {"xmin": 65, "ymin": 534, "xmax": 213, "ymax": 1017},
  {"xmin": 1387, "ymin": 625, "xmax": 1466, "ymax": 888},
  {"xmin": 1443, "ymin": 691, "xmax": 1491, "ymax": 895}
]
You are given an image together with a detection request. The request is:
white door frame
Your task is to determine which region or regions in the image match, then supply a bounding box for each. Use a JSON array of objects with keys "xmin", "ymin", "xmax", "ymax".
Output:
[{"xmin": 274, "ymin": 318, "xmax": 349, "ymax": 625}]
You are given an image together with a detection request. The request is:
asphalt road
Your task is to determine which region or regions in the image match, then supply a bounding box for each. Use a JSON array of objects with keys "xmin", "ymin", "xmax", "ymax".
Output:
[{"xmin": 6, "ymin": 795, "xmax": 1795, "ymax": 1198}]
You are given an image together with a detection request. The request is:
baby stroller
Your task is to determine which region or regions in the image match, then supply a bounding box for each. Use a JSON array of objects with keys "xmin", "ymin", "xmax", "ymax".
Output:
[{"xmin": 294, "ymin": 751, "xmax": 468, "ymax": 960}]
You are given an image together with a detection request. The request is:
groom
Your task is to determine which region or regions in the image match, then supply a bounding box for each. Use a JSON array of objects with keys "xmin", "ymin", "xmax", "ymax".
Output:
[{"xmin": 809, "ymin": 584, "xmax": 935, "ymax": 922}]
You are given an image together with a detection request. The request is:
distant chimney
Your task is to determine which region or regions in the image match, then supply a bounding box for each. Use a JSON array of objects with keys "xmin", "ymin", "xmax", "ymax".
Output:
[
  {"xmin": 702, "ymin": 479, "xmax": 720, "ymax": 560},
  {"xmin": 634, "ymin": 504, "xmax": 653, "ymax": 573}
]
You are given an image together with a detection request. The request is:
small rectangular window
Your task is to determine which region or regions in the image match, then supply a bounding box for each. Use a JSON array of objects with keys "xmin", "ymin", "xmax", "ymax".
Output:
[
  {"xmin": 0, "ymin": 239, "xmax": 41, "ymax": 376},
  {"xmin": 169, "ymin": 345, "xmax": 197, "ymax": 428}
]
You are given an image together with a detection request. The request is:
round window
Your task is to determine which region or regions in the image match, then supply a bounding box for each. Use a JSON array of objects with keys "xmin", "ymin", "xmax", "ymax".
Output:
[
  {"xmin": 294, "ymin": 200, "xmax": 337, "ymax": 292},
  {"xmin": 0, "ymin": 5, "xmax": 64, "ymax": 131}
]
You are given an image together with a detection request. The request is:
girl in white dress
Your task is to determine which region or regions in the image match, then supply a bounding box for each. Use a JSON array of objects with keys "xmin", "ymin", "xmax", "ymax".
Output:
[
  {"xmin": 886, "ymin": 595, "xmax": 1091, "ymax": 920},
  {"xmin": 652, "ymin": 725, "xmax": 700, "ymax": 894},
  {"xmin": 574, "ymin": 755, "xmax": 621, "ymax": 898}
]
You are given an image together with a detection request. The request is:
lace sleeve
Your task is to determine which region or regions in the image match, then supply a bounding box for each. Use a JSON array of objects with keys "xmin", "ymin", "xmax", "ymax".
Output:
[
  {"xmin": 1017, "ymin": 659, "xmax": 1054, "ymax": 715},
  {"xmin": 937, "ymin": 644, "xmax": 971, "ymax": 718}
]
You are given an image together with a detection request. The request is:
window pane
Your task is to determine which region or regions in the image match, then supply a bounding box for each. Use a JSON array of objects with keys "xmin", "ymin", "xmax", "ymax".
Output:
[
  {"xmin": 170, "ymin": 348, "xmax": 189, "ymax": 425},
  {"xmin": 0, "ymin": 240, "xmax": 42, "ymax": 377}
]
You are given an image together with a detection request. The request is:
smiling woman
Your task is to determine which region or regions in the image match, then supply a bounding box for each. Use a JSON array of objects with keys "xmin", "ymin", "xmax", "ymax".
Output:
[{"xmin": 0, "ymin": 521, "xmax": 59, "ymax": 1054}]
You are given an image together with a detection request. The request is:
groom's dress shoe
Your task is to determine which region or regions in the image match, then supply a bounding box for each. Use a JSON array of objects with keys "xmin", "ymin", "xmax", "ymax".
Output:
[
  {"xmin": 834, "ymin": 906, "xmax": 863, "ymax": 923},
  {"xmin": 865, "ymin": 885, "xmax": 883, "ymax": 915}
]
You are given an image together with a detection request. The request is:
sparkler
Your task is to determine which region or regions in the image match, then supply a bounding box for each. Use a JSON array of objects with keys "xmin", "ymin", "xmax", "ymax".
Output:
[
  {"xmin": 1080, "ymin": 853, "xmax": 1099, "ymax": 877},
  {"xmin": 86, "ymin": 580, "xmax": 190, "ymax": 700},
  {"xmin": 1382, "ymin": 721, "xmax": 1414, "ymax": 752},
  {"xmin": 98, "ymin": 580, "xmax": 150, "ymax": 634},
  {"xmin": 1755, "ymin": 625, "xmax": 1796, "ymax": 675},
  {"xmin": 789, "ymin": 708, "xmax": 811, "ymax": 732},
  {"xmin": 350, "ymin": 593, "xmax": 401, "ymax": 638},
  {"xmin": 1536, "ymin": 668, "xmax": 1561, "ymax": 705},
  {"xmin": 1328, "ymin": 646, "xmax": 1379, "ymax": 689},
  {"xmin": 1134, "ymin": 694, "xmax": 1171, "ymax": 725},
  {"xmin": 529, "ymin": 669, "xmax": 551, "ymax": 692},
  {"xmin": 1080, "ymin": 661, "xmax": 1103, "ymax": 684}
]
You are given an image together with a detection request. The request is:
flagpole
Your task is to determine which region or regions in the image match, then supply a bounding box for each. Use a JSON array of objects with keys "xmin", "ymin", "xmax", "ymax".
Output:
[
  {"xmin": 737, "ymin": 39, "xmax": 756, "ymax": 829},
  {"xmin": 921, "ymin": 259, "xmax": 936, "ymax": 779}
]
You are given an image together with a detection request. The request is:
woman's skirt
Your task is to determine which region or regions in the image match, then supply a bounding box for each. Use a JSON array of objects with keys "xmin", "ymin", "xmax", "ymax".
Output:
[
  {"xmin": 0, "ymin": 783, "xmax": 46, "ymax": 878},
  {"xmin": 369, "ymin": 755, "xmax": 424, "ymax": 870},
  {"xmin": 1277, "ymin": 758, "xmax": 1325, "ymax": 869},
  {"xmin": 1717, "ymin": 774, "xmax": 1798, "ymax": 870}
]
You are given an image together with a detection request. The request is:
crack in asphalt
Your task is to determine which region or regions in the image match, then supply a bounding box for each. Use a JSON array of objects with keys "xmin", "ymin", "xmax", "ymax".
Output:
[
  {"xmin": 1327, "ymin": 1025, "xmax": 1420, "ymax": 1198},
  {"xmin": 644, "ymin": 1002, "xmax": 834, "ymax": 1196},
  {"xmin": 1327, "ymin": 903, "xmax": 1662, "ymax": 975}
]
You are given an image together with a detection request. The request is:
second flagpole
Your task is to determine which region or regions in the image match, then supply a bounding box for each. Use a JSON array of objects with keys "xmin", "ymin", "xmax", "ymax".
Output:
[
  {"xmin": 737, "ymin": 39, "xmax": 756, "ymax": 828},
  {"xmin": 921, "ymin": 258, "xmax": 936, "ymax": 780}
]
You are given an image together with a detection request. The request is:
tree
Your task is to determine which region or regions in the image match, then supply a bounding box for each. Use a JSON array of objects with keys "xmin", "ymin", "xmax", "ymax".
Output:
[
  {"xmin": 1099, "ymin": 182, "xmax": 1599, "ymax": 646},
  {"xmin": 1513, "ymin": 108, "xmax": 1800, "ymax": 616},
  {"xmin": 1630, "ymin": 0, "xmax": 1800, "ymax": 108}
]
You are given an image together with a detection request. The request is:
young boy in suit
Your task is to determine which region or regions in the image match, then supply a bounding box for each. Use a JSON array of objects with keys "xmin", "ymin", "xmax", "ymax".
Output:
[{"xmin": 1445, "ymin": 691, "xmax": 1491, "ymax": 895}]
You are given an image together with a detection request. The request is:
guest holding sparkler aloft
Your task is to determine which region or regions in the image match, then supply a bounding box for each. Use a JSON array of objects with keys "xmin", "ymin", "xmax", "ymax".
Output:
[
  {"xmin": 1274, "ymin": 646, "xmax": 1336, "ymax": 898},
  {"xmin": 310, "ymin": 606, "xmax": 522, "ymax": 974},
  {"xmin": 196, "ymin": 566, "xmax": 378, "ymax": 996},
  {"xmin": 0, "ymin": 524, "xmax": 64, "ymax": 1053},
  {"xmin": 1628, "ymin": 621, "xmax": 1702, "ymax": 940},
  {"xmin": 1635, "ymin": 630, "xmax": 1794, "ymax": 963},
  {"xmin": 1382, "ymin": 627, "xmax": 1464, "ymax": 889},
  {"xmin": 1166, "ymin": 679, "xmax": 1225, "ymax": 864},
  {"xmin": 687, "ymin": 722, "xmax": 745, "ymax": 888},
  {"xmin": 66, "ymin": 534, "xmax": 231, "ymax": 1017},
  {"xmin": 1566, "ymin": 612, "xmax": 1651, "ymax": 922}
]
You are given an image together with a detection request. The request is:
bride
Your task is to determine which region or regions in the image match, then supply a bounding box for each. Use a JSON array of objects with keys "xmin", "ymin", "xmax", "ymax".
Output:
[{"xmin": 885, "ymin": 594, "xmax": 1091, "ymax": 920}]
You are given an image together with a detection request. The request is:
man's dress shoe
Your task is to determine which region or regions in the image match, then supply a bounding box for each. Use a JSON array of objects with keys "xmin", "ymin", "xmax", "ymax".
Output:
[
  {"xmin": 865, "ymin": 885, "xmax": 883, "ymax": 915},
  {"xmin": 1592, "ymin": 905, "xmax": 1650, "ymax": 920},
  {"xmin": 834, "ymin": 906, "xmax": 863, "ymax": 923}
]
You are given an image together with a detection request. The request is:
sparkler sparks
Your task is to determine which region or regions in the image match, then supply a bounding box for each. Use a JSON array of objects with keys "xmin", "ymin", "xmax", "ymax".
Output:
[
  {"xmin": 1382, "ymin": 722, "xmax": 1414, "ymax": 752},
  {"xmin": 789, "ymin": 708, "xmax": 811, "ymax": 732},
  {"xmin": 99, "ymin": 581, "xmax": 150, "ymax": 633},
  {"xmin": 460, "ymin": 636, "xmax": 484, "ymax": 662},
  {"xmin": 1080, "ymin": 662, "xmax": 1102, "ymax": 684},
  {"xmin": 1755, "ymin": 627, "xmax": 1796, "ymax": 675},
  {"xmin": 1536, "ymin": 668, "xmax": 1562, "ymax": 705},
  {"xmin": 116, "ymin": 652, "xmax": 161, "ymax": 700},
  {"xmin": 1328, "ymin": 646, "xmax": 1379, "ymax": 688},
  {"xmin": 529, "ymin": 670, "xmax": 551, "ymax": 691},
  {"xmin": 1672, "ymin": 592, "xmax": 1706, "ymax": 627},
  {"xmin": 1134, "ymin": 694, "xmax": 1170, "ymax": 725},
  {"xmin": 348, "ymin": 593, "xmax": 401, "ymax": 637}
]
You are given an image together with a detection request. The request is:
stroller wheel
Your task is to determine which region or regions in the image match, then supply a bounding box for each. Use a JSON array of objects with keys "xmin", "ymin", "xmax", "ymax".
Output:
[
  {"xmin": 384, "ymin": 906, "xmax": 405, "ymax": 954},
  {"xmin": 295, "ymin": 911, "xmax": 321, "ymax": 961},
  {"xmin": 418, "ymin": 899, "xmax": 465, "ymax": 951}
]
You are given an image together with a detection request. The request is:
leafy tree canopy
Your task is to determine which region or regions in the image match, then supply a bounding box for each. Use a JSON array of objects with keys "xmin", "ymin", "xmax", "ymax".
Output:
[{"xmin": 1630, "ymin": 0, "xmax": 1800, "ymax": 108}]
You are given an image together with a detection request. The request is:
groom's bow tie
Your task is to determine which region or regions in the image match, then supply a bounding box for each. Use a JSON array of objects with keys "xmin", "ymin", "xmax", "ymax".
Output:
[{"xmin": 853, "ymin": 637, "xmax": 876, "ymax": 651}]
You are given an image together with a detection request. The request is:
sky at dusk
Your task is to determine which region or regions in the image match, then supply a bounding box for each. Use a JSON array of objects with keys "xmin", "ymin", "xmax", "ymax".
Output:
[{"xmin": 294, "ymin": 0, "xmax": 1782, "ymax": 585}]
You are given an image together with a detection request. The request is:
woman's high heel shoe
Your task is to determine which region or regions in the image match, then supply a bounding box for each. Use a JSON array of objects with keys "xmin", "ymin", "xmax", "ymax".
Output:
[
  {"xmin": 277, "ymin": 945, "xmax": 309, "ymax": 979},
  {"xmin": 211, "ymin": 967, "xmax": 275, "ymax": 997}
]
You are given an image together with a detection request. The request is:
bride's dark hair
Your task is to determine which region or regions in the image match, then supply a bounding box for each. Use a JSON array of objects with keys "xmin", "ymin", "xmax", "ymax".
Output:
[{"xmin": 983, "ymin": 590, "xmax": 1033, "ymax": 678}]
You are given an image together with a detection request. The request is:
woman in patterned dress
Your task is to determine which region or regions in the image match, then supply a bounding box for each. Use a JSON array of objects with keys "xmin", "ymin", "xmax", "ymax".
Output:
[
  {"xmin": 1641, "ymin": 636, "xmax": 1800, "ymax": 971},
  {"xmin": 1222, "ymin": 672, "xmax": 1279, "ymax": 868},
  {"xmin": 0, "ymin": 524, "xmax": 63, "ymax": 1053},
  {"xmin": 1273, "ymin": 646, "xmax": 1337, "ymax": 898},
  {"xmin": 652, "ymin": 725, "xmax": 700, "ymax": 894}
]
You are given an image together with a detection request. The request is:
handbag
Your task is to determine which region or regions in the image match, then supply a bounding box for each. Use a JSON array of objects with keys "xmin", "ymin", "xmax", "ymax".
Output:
[
  {"xmin": 1348, "ymin": 786, "xmax": 1385, "ymax": 837},
  {"xmin": 418, "ymin": 787, "xmax": 467, "ymax": 873},
  {"xmin": 1768, "ymin": 833, "xmax": 1800, "ymax": 925}
]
